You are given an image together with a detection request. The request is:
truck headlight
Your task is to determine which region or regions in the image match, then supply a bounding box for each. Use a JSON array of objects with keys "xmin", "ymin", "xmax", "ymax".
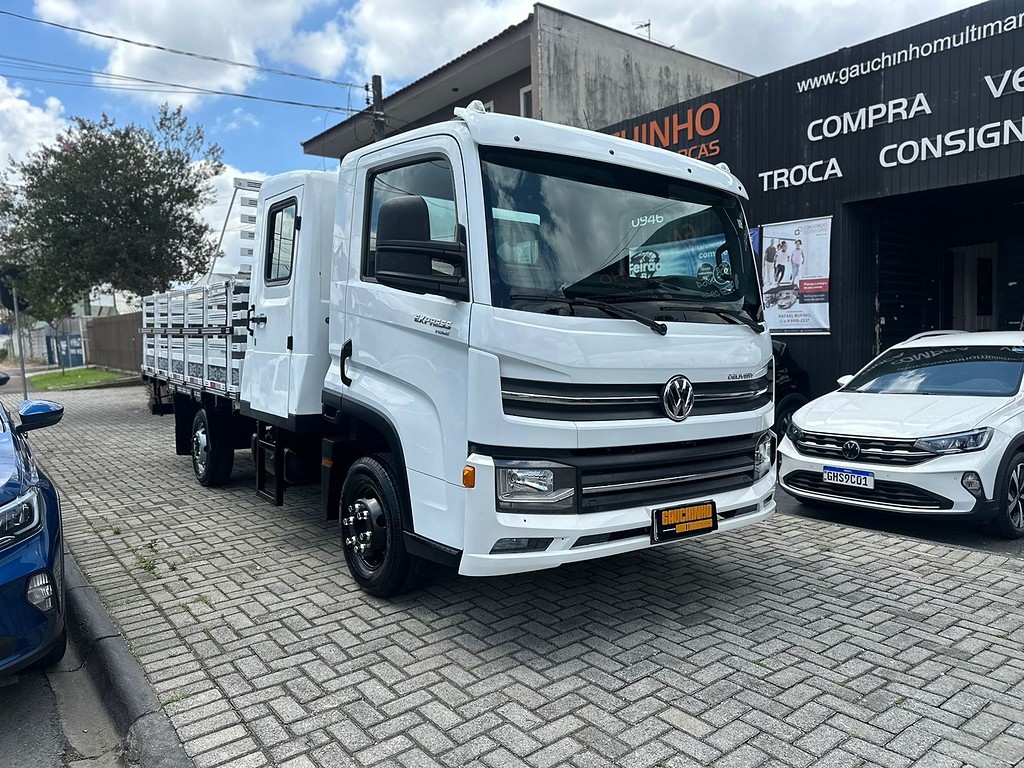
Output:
[
  {"xmin": 495, "ymin": 461, "xmax": 576, "ymax": 513},
  {"xmin": 914, "ymin": 428, "xmax": 993, "ymax": 454},
  {"xmin": 0, "ymin": 489, "xmax": 42, "ymax": 549},
  {"xmin": 754, "ymin": 432, "xmax": 775, "ymax": 479}
]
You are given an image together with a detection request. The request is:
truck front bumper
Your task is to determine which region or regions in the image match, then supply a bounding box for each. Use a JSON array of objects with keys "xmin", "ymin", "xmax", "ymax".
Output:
[{"xmin": 458, "ymin": 455, "xmax": 776, "ymax": 577}]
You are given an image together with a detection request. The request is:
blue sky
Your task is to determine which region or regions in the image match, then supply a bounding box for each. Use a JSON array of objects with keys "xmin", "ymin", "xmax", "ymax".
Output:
[{"xmin": 0, "ymin": 0, "xmax": 982, "ymax": 271}]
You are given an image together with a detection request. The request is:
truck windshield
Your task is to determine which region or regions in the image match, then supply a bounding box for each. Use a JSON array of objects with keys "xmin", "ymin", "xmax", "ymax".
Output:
[{"xmin": 480, "ymin": 147, "xmax": 762, "ymax": 327}]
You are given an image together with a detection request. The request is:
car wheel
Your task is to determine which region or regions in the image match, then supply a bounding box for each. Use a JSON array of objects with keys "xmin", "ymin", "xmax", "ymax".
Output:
[
  {"xmin": 340, "ymin": 454, "xmax": 422, "ymax": 597},
  {"xmin": 774, "ymin": 397, "xmax": 805, "ymax": 439},
  {"xmin": 191, "ymin": 409, "xmax": 234, "ymax": 487},
  {"xmin": 988, "ymin": 452, "xmax": 1024, "ymax": 539},
  {"xmin": 30, "ymin": 628, "xmax": 67, "ymax": 671}
]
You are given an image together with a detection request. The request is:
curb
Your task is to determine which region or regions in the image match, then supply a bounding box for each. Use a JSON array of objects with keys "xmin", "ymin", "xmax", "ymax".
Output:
[{"xmin": 64, "ymin": 553, "xmax": 193, "ymax": 768}]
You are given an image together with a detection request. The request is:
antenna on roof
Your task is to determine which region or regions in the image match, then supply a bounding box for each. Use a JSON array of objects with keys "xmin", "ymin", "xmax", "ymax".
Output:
[{"xmin": 633, "ymin": 20, "xmax": 651, "ymax": 41}]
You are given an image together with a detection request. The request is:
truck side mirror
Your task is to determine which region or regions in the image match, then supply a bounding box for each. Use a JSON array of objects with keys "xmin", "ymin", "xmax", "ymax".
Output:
[{"xmin": 376, "ymin": 242, "xmax": 469, "ymax": 301}]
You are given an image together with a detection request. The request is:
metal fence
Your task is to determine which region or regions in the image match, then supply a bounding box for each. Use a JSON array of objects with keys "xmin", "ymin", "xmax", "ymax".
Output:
[{"xmin": 84, "ymin": 312, "xmax": 142, "ymax": 373}]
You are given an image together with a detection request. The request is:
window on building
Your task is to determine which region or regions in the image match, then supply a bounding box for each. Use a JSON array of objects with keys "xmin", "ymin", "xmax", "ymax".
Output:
[
  {"xmin": 520, "ymin": 86, "xmax": 533, "ymax": 118},
  {"xmin": 265, "ymin": 200, "xmax": 297, "ymax": 284}
]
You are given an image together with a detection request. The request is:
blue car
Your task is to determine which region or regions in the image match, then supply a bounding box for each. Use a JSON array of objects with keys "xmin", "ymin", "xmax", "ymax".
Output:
[{"xmin": 0, "ymin": 372, "xmax": 66, "ymax": 676}]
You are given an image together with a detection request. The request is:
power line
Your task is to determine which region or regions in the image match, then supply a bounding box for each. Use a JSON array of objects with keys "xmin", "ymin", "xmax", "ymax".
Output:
[
  {"xmin": 0, "ymin": 54, "xmax": 360, "ymax": 112},
  {"xmin": 0, "ymin": 71, "xmax": 359, "ymax": 112},
  {"xmin": 0, "ymin": 9, "xmax": 363, "ymax": 90}
]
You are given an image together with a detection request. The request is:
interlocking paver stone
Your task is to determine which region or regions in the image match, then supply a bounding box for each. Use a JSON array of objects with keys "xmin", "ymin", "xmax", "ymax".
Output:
[{"xmin": 24, "ymin": 388, "xmax": 1024, "ymax": 768}]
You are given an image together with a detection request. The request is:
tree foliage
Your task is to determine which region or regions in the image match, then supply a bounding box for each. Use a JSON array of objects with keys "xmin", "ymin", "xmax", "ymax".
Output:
[{"xmin": 0, "ymin": 105, "xmax": 224, "ymax": 317}]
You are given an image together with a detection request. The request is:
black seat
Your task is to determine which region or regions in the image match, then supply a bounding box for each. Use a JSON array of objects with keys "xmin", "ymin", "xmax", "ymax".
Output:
[{"xmin": 376, "ymin": 196, "xmax": 431, "ymax": 275}]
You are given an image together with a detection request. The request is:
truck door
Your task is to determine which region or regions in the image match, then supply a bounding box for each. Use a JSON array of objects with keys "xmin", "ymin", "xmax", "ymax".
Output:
[
  {"xmin": 241, "ymin": 184, "xmax": 303, "ymax": 421},
  {"xmin": 346, "ymin": 137, "xmax": 472, "ymax": 510}
]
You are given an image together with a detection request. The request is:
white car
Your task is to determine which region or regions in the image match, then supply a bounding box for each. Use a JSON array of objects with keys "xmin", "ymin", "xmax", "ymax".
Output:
[{"xmin": 779, "ymin": 331, "xmax": 1024, "ymax": 539}]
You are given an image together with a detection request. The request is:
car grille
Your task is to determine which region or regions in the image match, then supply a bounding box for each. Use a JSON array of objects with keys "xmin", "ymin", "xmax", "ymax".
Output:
[
  {"xmin": 784, "ymin": 470, "xmax": 953, "ymax": 509},
  {"xmin": 791, "ymin": 431, "xmax": 933, "ymax": 466},
  {"xmin": 501, "ymin": 375, "xmax": 770, "ymax": 421}
]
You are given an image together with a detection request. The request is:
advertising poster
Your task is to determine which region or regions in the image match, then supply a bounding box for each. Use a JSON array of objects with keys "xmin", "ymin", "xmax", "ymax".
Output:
[{"xmin": 760, "ymin": 216, "xmax": 831, "ymax": 334}]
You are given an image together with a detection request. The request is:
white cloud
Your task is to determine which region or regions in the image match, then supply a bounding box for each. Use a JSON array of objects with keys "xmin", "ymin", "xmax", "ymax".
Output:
[
  {"xmin": 33, "ymin": 0, "xmax": 335, "ymax": 108},
  {"xmin": 271, "ymin": 20, "xmax": 349, "ymax": 79},
  {"xmin": 0, "ymin": 77, "xmax": 67, "ymax": 168}
]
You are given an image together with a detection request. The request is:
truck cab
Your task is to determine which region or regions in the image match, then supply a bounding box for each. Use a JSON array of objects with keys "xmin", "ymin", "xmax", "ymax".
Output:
[{"xmin": 318, "ymin": 103, "xmax": 775, "ymax": 594}]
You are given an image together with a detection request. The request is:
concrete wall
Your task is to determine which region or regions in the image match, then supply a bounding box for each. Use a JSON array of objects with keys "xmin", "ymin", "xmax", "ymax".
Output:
[{"xmin": 534, "ymin": 6, "xmax": 750, "ymax": 130}]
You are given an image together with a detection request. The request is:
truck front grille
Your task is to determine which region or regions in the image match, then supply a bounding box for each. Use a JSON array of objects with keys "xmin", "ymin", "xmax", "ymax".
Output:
[{"xmin": 501, "ymin": 376, "xmax": 770, "ymax": 421}]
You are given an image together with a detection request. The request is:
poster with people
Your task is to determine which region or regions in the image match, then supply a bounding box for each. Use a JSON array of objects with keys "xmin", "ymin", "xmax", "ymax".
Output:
[{"xmin": 759, "ymin": 216, "xmax": 832, "ymax": 334}]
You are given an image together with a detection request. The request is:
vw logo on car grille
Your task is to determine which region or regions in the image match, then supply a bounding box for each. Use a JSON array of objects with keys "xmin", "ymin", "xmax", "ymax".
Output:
[
  {"xmin": 842, "ymin": 440, "xmax": 861, "ymax": 460},
  {"xmin": 662, "ymin": 375, "xmax": 695, "ymax": 422}
]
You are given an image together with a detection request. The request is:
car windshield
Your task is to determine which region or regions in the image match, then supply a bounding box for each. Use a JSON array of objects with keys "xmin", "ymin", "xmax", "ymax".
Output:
[
  {"xmin": 844, "ymin": 345, "xmax": 1024, "ymax": 396},
  {"xmin": 480, "ymin": 147, "xmax": 762, "ymax": 324}
]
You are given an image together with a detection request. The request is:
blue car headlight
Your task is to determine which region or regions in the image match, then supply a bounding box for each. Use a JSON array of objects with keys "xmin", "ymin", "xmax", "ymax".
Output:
[
  {"xmin": 0, "ymin": 488, "xmax": 43, "ymax": 549},
  {"xmin": 913, "ymin": 427, "xmax": 993, "ymax": 455}
]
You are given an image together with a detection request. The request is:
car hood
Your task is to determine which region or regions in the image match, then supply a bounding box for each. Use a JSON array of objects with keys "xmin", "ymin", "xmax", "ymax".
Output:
[
  {"xmin": 0, "ymin": 431, "xmax": 28, "ymax": 505},
  {"xmin": 795, "ymin": 391, "xmax": 1013, "ymax": 438}
]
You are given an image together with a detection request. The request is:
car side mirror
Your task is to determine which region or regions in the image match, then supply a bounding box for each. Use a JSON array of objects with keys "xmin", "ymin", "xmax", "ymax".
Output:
[
  {"xmin": 0, "ymin": 372, "xmax": 9, "ymax": 387},
  {"xmin": 836, "ymin": 374, "xmax": 853, "ymax": 387},
  {"xmin": 15, "ymin": 400, "xmax": 64, "ymax": 434},
  {"xmin": 376, "ymin": 241, "xmax": 469, "ymax": 302}
]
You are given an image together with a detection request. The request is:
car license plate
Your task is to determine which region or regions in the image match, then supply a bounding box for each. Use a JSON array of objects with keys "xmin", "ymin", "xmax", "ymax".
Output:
[
  {"xmin": 822, "ymin": 465, "xmax": 874, "ymax": 489},
  {"xmin": 652, "ymin": 501, "xmax": 718, "ymax": 543}
]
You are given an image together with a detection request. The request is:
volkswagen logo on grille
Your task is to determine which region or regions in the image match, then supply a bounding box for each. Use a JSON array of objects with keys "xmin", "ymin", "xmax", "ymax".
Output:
[
  {"xmin": 842, "ymin": 440, "xmax": 861, "ymax": 460},
  {"xmin": 662, "ymin": 375, "xmax": 695, "ymax": 422}
]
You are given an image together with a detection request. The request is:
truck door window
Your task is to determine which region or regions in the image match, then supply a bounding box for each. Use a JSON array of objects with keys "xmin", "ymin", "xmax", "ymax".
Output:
[
  {"xmin": 364, "ymin": 158, "xmax": 458, "ymax": 279},
  {"xmin": 265, "ymin": 199, "xmax": 297, "ymax": 284}
]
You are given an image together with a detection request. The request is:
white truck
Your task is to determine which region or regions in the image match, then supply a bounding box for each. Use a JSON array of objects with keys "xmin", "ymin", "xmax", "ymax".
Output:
[{"xmin": 142, "ymin": 101, "xmax": 777, "ymax": 597}]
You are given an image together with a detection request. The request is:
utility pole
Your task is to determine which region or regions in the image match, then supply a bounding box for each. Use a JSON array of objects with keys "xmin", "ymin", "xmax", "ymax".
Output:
[
  {"xmin": 371, "ymin": 75, "xmax": 385, "ymax": 142},
  {"xmin": 11, "ymin": 285, "xmax": 27, "ymax": 400}
]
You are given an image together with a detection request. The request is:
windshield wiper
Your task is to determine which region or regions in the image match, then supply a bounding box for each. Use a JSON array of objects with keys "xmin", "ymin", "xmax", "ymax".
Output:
[
  {"xmin": 508, "ymin": 293, "xmax": 668, "ymax": 336},
  {"xmin": 696, "ymin": 306, "xmax": 765, "ymax": 334}
]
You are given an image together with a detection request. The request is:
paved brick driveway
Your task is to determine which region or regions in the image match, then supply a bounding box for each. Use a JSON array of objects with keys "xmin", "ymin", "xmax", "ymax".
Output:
[{"xmin": 19, "ymin": 388, "xmax": 1024, "ymax": 767}]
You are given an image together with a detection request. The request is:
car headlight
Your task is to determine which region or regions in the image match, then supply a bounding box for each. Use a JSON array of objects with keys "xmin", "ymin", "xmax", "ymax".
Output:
[
  {"xmin": 913, "ymin": 427, "xmax": 993, "ymax": 454},
  {"xmin": 786, "ymin": 422, "xmax": 805, "ymax": 442},
  {"xmin": 495, "ymin": 461, "xmax": 576, "ymax": 513},
  {"xmin": 0, "ymin": 488, "xmax": 43, "ymax": 548},
  {"xmin": 754, "ymin": 431, "xmax": 775, "ymax": 479}
]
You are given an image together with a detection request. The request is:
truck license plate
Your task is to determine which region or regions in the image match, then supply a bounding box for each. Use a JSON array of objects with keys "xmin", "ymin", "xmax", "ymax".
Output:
[
  {"xmin": 822, "ymin": 466, "xmax": 874, "ymax": 489},
  {"xmin": 651, "ymin": 501, "xmax": 718, "ymax": 543}
]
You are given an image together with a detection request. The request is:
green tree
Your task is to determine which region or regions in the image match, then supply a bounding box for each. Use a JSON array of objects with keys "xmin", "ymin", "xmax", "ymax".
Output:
[{"xmin": 0, "ymin": 105, "xmax": 224, "ymax": 307}]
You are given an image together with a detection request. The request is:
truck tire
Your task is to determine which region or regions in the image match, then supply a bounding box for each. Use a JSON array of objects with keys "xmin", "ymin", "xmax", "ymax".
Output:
[
  {"xmin": 191, "ymin": 408, "xmax": 234, "ymax": 487},
  {"xmin": 988, "ymin": 451, "xmax": 1024, "ymax": 539},
  {"xmin": 340, "ymin": 454, "xmax": 422, "ymax": 597}
]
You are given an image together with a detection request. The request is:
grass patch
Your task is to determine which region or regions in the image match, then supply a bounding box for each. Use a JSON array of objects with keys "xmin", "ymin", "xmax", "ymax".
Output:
[{"xmin": 30, "ymin": 368, "xmax": 128, "ymax": 391}]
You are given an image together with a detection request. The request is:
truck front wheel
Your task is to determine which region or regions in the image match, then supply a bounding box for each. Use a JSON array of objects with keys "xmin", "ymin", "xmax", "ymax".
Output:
[
  {"xmin": 340, "ymin": 454, "xmax": 421, "ymax": 597},
  {"xmin": 191, "ymin": 408, "xmax": 234, "ymax": 487}
]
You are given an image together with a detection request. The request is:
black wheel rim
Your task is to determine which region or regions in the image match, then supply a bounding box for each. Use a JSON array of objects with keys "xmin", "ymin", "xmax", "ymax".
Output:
[
  {"xmin": 1007, "ymin": 462, "xmax": 1024, "ymax": 531},
  {"xmin": 342, "ymin": 478, "xmax": 389, "ymax": 571}
]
